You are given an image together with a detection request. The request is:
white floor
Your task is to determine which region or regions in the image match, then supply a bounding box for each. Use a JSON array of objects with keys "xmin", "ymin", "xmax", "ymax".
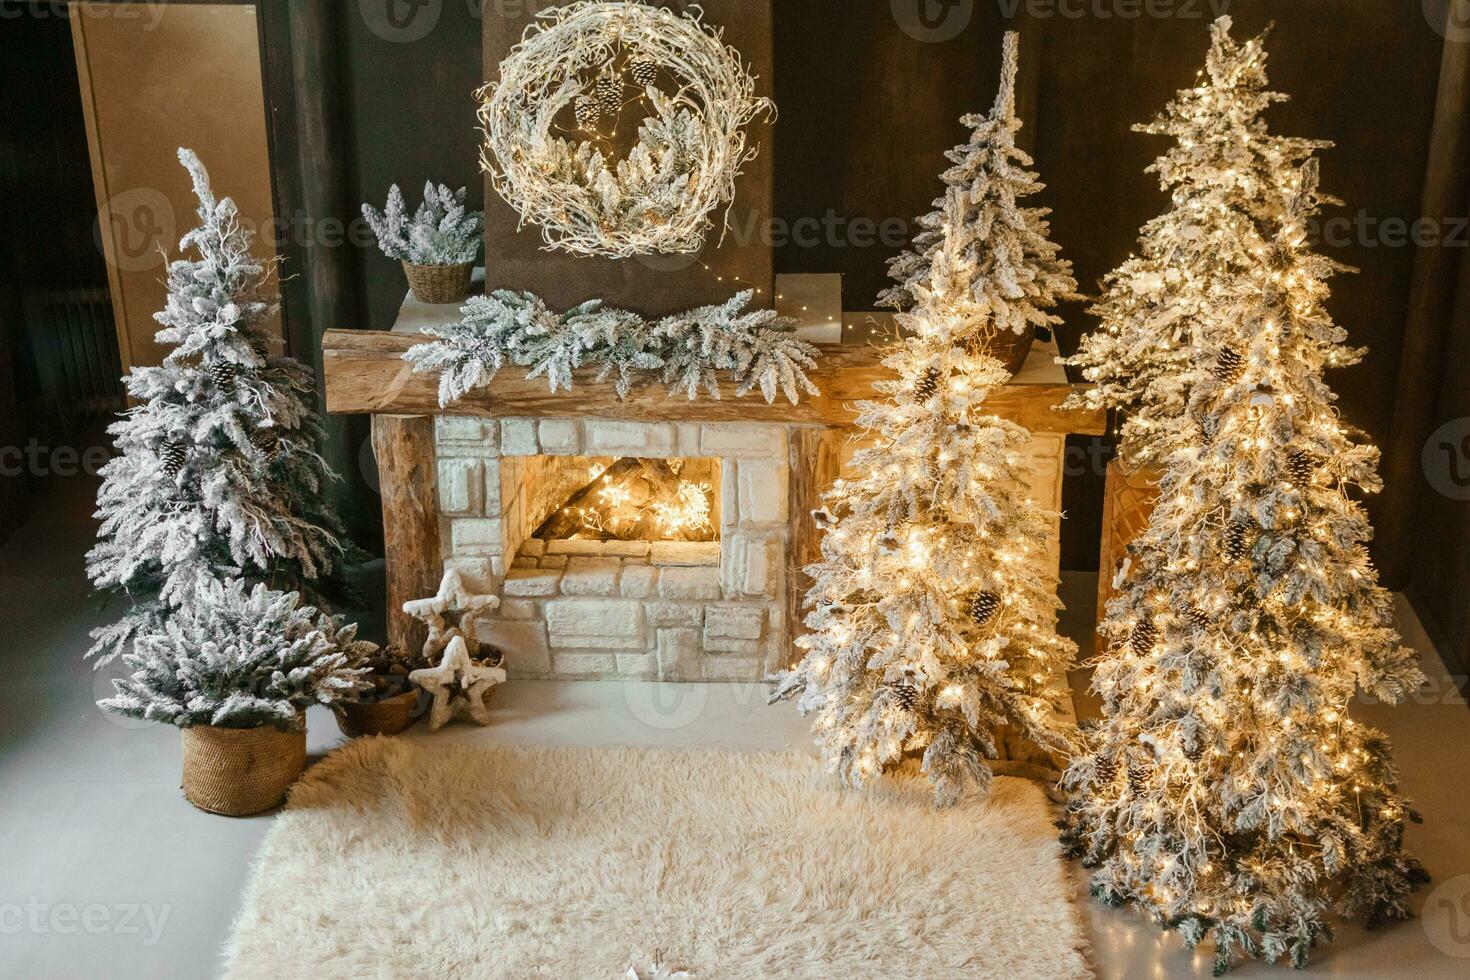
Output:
[{"xmin": 3, "ymin": 481, "xmax": 1468, "ymax": 978}]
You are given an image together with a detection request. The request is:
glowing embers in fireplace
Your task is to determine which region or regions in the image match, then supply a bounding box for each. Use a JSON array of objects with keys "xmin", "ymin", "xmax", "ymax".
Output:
[{"xmin": 534, "ymin": 457, "xmax": 722, "ymax": 543}]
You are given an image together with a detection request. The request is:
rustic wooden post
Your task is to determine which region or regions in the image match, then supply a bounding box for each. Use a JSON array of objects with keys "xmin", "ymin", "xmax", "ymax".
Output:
[
  {"xmin": 372, "ymin": 414, "xmax": 442, "ymax": 655},
  {"xmin": 786, "ymin": 426, "xmax": 844, "ymax": 667}
]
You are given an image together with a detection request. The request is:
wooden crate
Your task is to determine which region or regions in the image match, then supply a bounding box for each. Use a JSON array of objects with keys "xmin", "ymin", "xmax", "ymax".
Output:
[{"xmin": 1095, "ymin": 457, "xmax": 1162, "ymax": 627}]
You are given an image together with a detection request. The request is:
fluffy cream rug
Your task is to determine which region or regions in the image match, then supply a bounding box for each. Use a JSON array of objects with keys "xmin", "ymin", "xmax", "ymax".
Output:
[{"xmin": 224, "ymin": 740, "xmax": 1090, "ymax": 979}]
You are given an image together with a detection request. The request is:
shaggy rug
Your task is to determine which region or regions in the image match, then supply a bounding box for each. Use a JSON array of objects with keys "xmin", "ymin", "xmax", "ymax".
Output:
[{"xmin": 224, "ymin": 740, "xmax": 1090, "ymax": 979}]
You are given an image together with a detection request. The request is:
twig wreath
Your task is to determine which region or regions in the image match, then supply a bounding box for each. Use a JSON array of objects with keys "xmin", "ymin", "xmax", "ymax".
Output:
[{"xmin": 477, "ymin": 1, "xmax": 776, "ymax": 257}]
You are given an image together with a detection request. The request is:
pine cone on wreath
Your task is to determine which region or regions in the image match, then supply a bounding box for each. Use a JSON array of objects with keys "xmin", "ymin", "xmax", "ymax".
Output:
[
  {"xmin": 595, "ymin": 71, "xmax": 622, "ymax": 117},
  {"xmin": 629, "ymin": 55, "xmax": 659, "ymax": 87},
  {"xmin": 1211, "ymin": 346, "xmax": 1246, "ymax": 384},
  {"xmin": 970, "ymin": 590, "xmax": 1001, "ymax": 627},
  {"xmin": 158, "ymin": 440, "xmax": 188, "ymax": 478},
  {"xmin": 208, "ymin": 361, "xmax": 237, "ymax": 395},
  {"xmin": 574, "ymin": 95, "xmax": 601, "ymax": 130}
]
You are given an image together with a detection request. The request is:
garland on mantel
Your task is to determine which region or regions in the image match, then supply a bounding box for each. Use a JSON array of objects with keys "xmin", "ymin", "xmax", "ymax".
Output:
[{"xmin": 403, "ymin": 289, "xmax": 820, "ymax": 408}]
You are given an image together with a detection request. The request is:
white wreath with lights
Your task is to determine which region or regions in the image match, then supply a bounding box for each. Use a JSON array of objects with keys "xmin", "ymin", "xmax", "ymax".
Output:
[{"xmin": 478, "ymin": 1, "xmax": 775, "ymax": 258}]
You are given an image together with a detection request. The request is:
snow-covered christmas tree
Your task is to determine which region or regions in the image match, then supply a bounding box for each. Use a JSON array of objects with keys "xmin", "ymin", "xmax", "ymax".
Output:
[
  {"xmin": 1062, "ymin": 16, "xmax": 1329, "ymax": 468},
  {"xmin": 772, "ymin": 33, "xmax": 1079, "ymax": 807},
  {"xmin": 87, "ymin": 149, "xmax": 355, "ymax": 662},
  {"xmin": 1059, "ymin": 162, "xmax": 1427, "ymax": 973}
]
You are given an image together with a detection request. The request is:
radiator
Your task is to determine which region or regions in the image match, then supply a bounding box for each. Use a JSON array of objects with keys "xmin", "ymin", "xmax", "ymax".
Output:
[{"xmin": 19, "ymin": 287, "xmax": 126, "ymax": 433}]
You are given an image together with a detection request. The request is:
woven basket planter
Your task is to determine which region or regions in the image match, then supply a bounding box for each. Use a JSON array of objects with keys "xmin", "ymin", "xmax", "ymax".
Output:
[
  {"xmin": 1095, "ymin": 456, "xmax": 1163, "ymax": 626},
  {"xmin": 984, "ymin": 329, "xmax": 1034, "ymax": 377},
  {"xmin": 180, "ymin": 723, "xmax": 306, "ymax": 817},
  {"xmin": 335, "ymin": 690, "xmax": 421, "ymax": 738},
  {"xmin": 403, "ymin": 261, "xmax": 474, "ymax": 305}
]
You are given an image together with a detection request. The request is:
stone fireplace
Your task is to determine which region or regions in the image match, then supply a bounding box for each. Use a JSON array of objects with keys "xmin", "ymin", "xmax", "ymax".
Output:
[{"xmin": 433, "ymin": 416, "xmax": 791, "ymax": 682}]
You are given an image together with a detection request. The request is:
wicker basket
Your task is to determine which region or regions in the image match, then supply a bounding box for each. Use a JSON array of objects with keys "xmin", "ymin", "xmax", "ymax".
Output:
[
  {"xmin": 977, "ymin": 329, "xmax": 1034, "ymax": 376},
  {"xmin": 335, "ymin": 690, "xmax": 421, "ymax": 738},
  {"xmin": 403, "ymin": 261, "xmax": 474, "ymax": 305},
  {"xmin": 1095, "ymin": 456, "xmax": 1163, "ymax": 624},
  {"xmin": 180, "ymin": 723, "xmax": 306, "ymax": 817}
]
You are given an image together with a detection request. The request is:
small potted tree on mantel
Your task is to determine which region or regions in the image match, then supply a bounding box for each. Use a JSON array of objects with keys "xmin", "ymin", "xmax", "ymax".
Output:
[
  {"xmin": 101, "ymin": 579, "xmax": 376, "ymax": 816},
  {"xmin": 362, "ymin": 182, "xmax": 484, "ymax": 305}
]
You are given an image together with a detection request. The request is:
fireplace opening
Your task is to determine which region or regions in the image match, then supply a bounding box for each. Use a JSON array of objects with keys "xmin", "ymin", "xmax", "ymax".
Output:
[{"xmin": 535, "ymin": 457, "xmax": 721, "ymax": 543}]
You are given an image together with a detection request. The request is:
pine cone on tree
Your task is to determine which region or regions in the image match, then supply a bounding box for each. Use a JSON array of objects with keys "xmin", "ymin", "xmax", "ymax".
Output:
[
  {"xmin": 1183, "ymin": 605, "xmax": 1211, "ymax": 634},
  {"xmin": 251, "ymin": 428, "xmax": 281, "ymax": 463},
  {"xmin": 912, "ymin": 368, "xmax": 942, "ymax": 403},
  {"xmin": 158, "ymin": 440, "xmax": 188, "ymax": 478},
  {"xmin": 1222, "ymin": 520, "xmax": 1251, "ymax": 562},
  {"xmin": 1093, "ymin": 756, "xmax": 1120, "ymax": 784},
  {"xmin": 1130, "ymin": 619, "xmax": 1160, "ymax": 654},
  {"xmin": 209, "ymin": 361, "xmax": 237, "ymax": 395},
  {"xmin": 1127, "ymin": 760, "xmax": 1152, "ymax": 795},
  {"xmin": 1286, "ymin": 448, "xmax": 1316, "ymax": 486},
  {"xmin": 629, "ymin": 55, "xmax": 659, "ymax": 87},
  {"xmin": 1211, "ymin": 346, "xmax": 1246, "ymax": 384},
  {"xmin": 1184, "ymin": 739, "xmax": 1206, "ymax": 763},
  {"xmin": 890, "ymin": 683, "xmax": 920, "ymax": 712},
  {"xmin": 970, "ymin": 590, "xmax": 1001, "ymax": 626}
]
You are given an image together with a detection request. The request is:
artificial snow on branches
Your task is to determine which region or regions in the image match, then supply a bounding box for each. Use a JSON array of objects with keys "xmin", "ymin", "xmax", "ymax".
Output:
[
  {"xmin": 361, "ymin": 182, "xmax": 484, "ymax": 265},
  {"xmin": 1061, "ymin": 16, "xmax": 1332, "ymax": 468},
  {"xmin": 479, "ymin": 0, "xmax": 775, "ymax": 257},
  {"xmin": 100, "ymin": 579, "xmax": 375, "ymax": 732},
  {"xmin": 880, "ymin": 31, "xmax": 1077, "ymax": 338},
  {"xmin": 403, "ymin": 289, "xmax": 819, "ymax": 407},
  {"xmin": 87, "ymin": 149, "xmax": 356, "ymax": 662},
  {"xmin": 772, "ymin": 33, "xmax": 1078, "ymax": 808},
  {"xmin": 1059, "ymin": 162, "xmax": 1426, "ymax": 974}
]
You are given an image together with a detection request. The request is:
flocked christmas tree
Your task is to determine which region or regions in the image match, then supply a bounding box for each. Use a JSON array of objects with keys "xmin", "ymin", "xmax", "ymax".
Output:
[
  {"xmin": 1058, "ymin": 162, "xmax": 1427, "ymax": 973},
  {"xmin": 772, "ymin": 33, "xmax": 1079, "ymax": 807},
  {"xmin": 87, "ymin": 149, "xmax": 354, "ymax": 662},
  {"xmin": 1062, "ymin": 17, "xmax": 1329, "ymax": 468}
]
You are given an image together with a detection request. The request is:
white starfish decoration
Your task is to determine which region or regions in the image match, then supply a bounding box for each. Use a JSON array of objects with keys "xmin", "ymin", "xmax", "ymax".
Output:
[
  {"xmin": 403, "ymin": 568, "xmax": 501, "ymax": 663},
  {"xmin": 409, "ymin": 635, "xmax": 507, "ymax": 730}
]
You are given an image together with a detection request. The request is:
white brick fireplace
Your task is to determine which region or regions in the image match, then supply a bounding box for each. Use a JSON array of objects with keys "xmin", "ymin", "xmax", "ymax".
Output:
[{"xmin": 433, "ymin": 415, "xmax": 792, "ymax": 682}]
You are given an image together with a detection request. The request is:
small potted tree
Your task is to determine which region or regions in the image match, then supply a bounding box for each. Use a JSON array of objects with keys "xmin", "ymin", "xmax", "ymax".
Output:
[
  {"xmin": 100, "ymin": 579, "xmax": 376, "ymax": 816},
  {"xmin": 362, "ymin": 182, "xmax": 484, "ymax": 304}
]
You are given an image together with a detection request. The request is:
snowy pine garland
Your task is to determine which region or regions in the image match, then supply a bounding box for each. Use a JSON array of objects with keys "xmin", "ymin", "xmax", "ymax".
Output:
[
  {"xmin": 87, "ymin": 149, "xmax": 355, "ymax": 663},
  {"xmin": 362, "ymin": 182, "xmax": 484, "ymax": 265},
  {"xmin": 403, "ymin": 289, "xmax": 819, "ymax": 407},
  {"xmin": 100, "ymin": 579, "xmax": 375, "ymax": 732}
]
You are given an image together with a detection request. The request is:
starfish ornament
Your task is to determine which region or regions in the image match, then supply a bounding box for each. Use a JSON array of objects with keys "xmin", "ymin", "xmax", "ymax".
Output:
[
  {"xmin": 403, "ymin": 568, "xmax": 501, "ymax": 663},
  {"xmin": 409, "ymin": 635, "xmax": 507, "ymax": 730}
]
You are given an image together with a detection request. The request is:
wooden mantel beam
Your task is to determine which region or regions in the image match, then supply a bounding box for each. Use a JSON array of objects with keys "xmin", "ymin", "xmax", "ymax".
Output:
[{"xmin": 321, "ymin": 329, "xmax": 1107, "ymax": 435}]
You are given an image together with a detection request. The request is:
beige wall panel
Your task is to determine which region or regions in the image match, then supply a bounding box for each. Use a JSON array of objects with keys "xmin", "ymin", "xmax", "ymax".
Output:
[{"xmin": 72, "ymin": 2, "xmax": 279, "ymax": 371}]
